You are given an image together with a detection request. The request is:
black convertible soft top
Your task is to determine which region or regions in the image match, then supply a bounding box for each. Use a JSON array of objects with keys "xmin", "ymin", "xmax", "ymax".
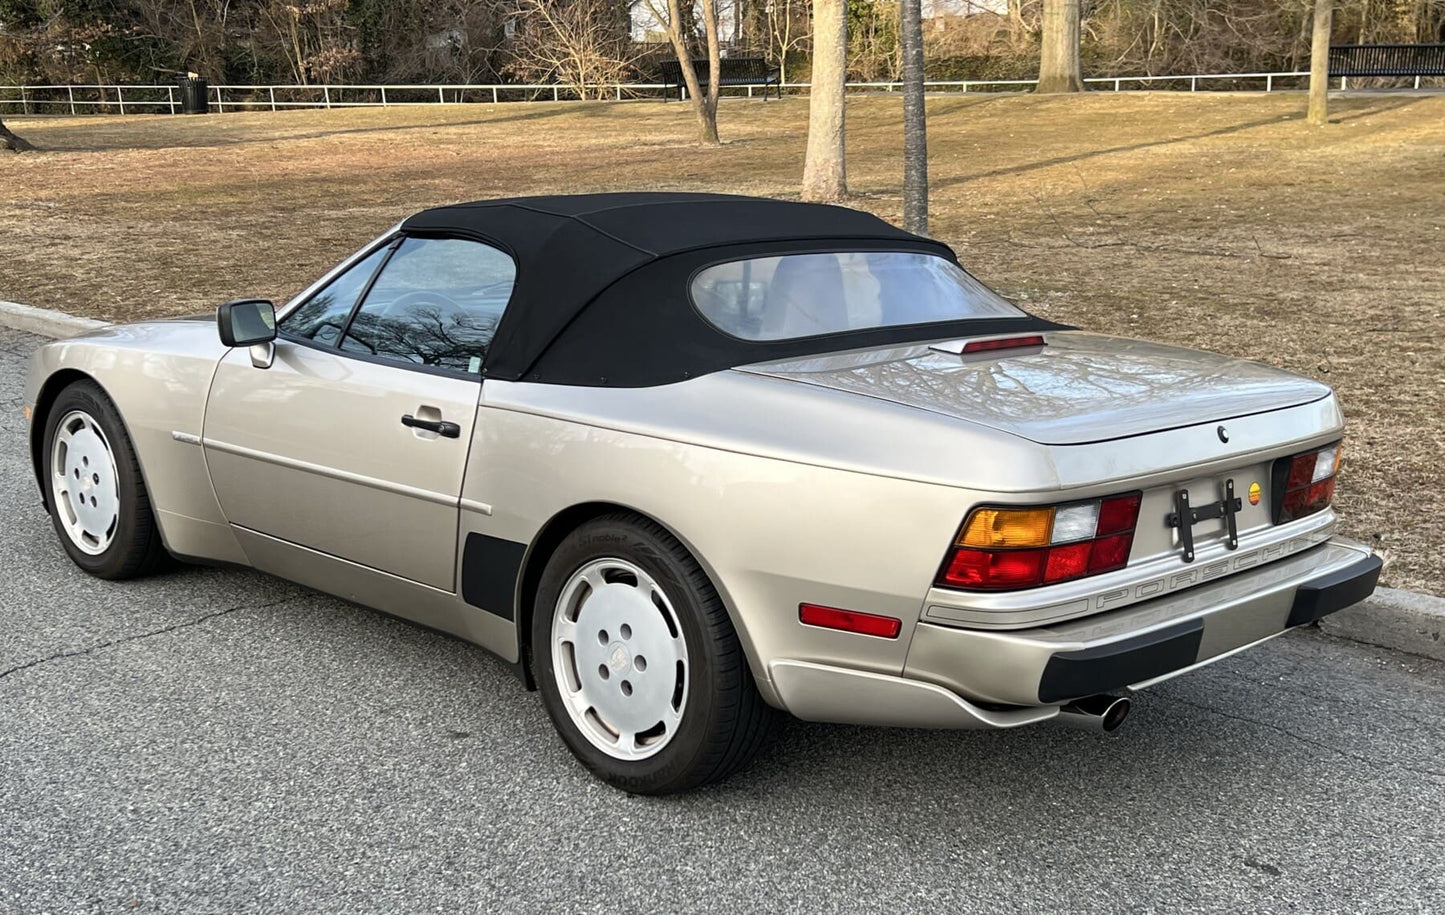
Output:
[{"xmin": 400, "ymin": 193, "xmax": 1062, "ymax": 387}]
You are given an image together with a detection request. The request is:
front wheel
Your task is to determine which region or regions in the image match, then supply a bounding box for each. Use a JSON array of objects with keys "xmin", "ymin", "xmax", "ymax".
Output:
[
  {"xmin": 532, "ymin": 514, "xmax": 775, "ymax": 794},
  {"xmin": 42, "ymin": 380, "xmax": 168, "ymax": 579}
]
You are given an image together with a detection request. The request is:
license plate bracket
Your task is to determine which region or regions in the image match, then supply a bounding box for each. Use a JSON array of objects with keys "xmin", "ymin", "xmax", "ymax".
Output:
[{"xmin": 1165, "ymin": 479, "xmax": 1242, "ymax": 563}]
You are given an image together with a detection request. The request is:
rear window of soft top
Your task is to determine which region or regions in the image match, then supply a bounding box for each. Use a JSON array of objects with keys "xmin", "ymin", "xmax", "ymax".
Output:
[{"xmin": 690, "ymin": 251, "xmax": 1023, "ymax": 341}]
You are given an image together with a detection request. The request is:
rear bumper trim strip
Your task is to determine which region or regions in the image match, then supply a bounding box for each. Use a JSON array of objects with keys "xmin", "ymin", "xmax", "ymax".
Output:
[
  {"xmin": 1285, "ymin": 554, "xmax": 1383, "ymax": 627},
  {"xmin": 1037, "ymin": 619, "xmax": 1204, "ymax": 703}
]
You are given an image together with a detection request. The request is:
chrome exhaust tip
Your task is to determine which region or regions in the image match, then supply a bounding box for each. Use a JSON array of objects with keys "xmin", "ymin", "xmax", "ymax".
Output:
[{"xmin": 1057, "ymin": 695, "xmax": 1132, "ymax": 733}]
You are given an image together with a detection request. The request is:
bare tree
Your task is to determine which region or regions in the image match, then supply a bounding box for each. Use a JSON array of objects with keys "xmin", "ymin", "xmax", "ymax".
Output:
[
  {"xmin": 848, "ymin": 0, "xmax": 900, "ymax": 82},
  {"xmin": 647, "ymin": 0, "xmax": 723, "ymax": 144},
  {"xmin": 765, "ymin": 0, "xmax": 809, "ymax": 85},
  {"xmin": 260, "ymin": 0, "xmax": 360, "ymax": 85},
  {"xmin": 508, "ymin": 0, "xmax": 641, "ymax": 98},
  {"xmin": 802, "ymin": 0, "xmax": 847, "ymax": 201},
  {"xmin": 1037, "ymin": 0, "xmax": 1085, "ymax": 92},
  {"xmin": 0, "ymin": 117, "xmax": 34, "ymax": 152},
  {"xmin": 900, "ymin": 0, "xmax": 927, "ymax": 234},
  {"xmin": 1308, "ymin": 0, "xmax": 1333, "ymax": 125}
]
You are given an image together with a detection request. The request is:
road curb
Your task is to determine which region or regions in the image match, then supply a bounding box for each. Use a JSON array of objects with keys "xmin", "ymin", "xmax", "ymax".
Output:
[
  {"xmin": 1319, "ymin": 586, "xmax": 1445, "ymax": 663},
  {"xmin": 0, "ymin": 300, "xmax": 110, "ymax": 338}
]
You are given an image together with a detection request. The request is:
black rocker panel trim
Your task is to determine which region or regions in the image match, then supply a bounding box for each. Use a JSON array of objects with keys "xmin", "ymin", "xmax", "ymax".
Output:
[
  {"xmin": 461, "ymin": 532, "xmax": 528, "ymax": 621},
  {"xmin": 1286, "ymin": 554, "xmax": 1383, "ymax": 628},
  {"xmin": 1038, "ymin": 619, "xmax": 1205, "ymax": 704}
]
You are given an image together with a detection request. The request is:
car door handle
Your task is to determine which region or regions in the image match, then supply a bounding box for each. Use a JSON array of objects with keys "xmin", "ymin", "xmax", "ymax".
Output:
[{"xmin": 401, "ymin": 414, "xmax": 461, "ymax": 438}]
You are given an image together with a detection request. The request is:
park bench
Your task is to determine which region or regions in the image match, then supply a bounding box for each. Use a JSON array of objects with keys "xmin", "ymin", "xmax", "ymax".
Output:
[
  {"xmin": 659, "ymin": 58, "xmax": 782, "ymax": 101},
  {"xmin": 1328, "ymin": 44, "xmax": 1445, "ymax": 88}
]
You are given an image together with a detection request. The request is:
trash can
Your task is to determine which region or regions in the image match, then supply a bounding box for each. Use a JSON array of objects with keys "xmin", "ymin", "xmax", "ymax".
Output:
[{"xmin": 179, "ymin": 75, "xmax": 209, "ymax": 114}]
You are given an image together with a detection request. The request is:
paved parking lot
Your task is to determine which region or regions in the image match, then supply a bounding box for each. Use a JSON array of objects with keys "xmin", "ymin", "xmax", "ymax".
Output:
[{"xmin": 1, "ymin": 326, "xmax": 1442, "ymax": 914}]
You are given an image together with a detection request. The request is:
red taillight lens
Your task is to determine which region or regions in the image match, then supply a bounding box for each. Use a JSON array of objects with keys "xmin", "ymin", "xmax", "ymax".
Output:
[
  {"xmin": 799, "ymin": 603, "xmax": 903, "ymax": 639},
  {"xmin": 1273, "ymin": 443, "xmax": 1341, "ymax": 523},
  {"xmin": 1097, "ymin": 493, "xmax": 1142, "ymax": 536},
  {"xmin": 1285, "ymin": 456, "xmax": 1316, "ymax": 490},
  {"xmin": 944, "ymin": 548, "xmax": 1046, "ymax": 589},
  {"xmin": 936, "ymin": 491, "xmax": 1141, "ymax": 592},
  {"xmin": 1087, "ymin": 534, "xmax": 1133, "ymax": 574},
  {"xmin": 1044, "ymin": 542, "xmax": 1091, "ymax": 582}
]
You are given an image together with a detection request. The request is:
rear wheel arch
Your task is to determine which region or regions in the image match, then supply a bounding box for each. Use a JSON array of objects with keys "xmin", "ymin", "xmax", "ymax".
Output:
[{"xmin": 514, "ymin": 502, "xmax": 761, "ymax": 690}]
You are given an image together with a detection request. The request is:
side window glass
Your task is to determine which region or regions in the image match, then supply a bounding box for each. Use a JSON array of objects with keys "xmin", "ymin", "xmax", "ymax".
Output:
[
  {"xmin": 280, "ymin": 246, "xmax": 389, "ymax": 347},
  {"xmin": 342, "ymin": 237, "xmax": 516, "ymax": 374}
]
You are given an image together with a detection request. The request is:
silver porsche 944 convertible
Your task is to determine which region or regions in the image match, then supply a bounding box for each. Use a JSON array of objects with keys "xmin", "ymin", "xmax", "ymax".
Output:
[{"xmin": 25, "ymin": 193, "xmax": 1381, "ymax": 794}]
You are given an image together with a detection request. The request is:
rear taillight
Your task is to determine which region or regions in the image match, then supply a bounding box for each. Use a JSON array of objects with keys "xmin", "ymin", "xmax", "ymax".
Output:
[
  {"xmin": 1272, "ymin": 442, "xmax": 1341, "ymax": 523},
  {"xmin": 936, "ymin": 492, "xmax": 1142, "ymax": 591}
]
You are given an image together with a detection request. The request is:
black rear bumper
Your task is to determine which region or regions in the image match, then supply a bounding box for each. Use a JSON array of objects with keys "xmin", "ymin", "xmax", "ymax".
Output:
[
  {"xmin": 1286, "ymin": 553, "xmax": 1384, "ymax": 627},
  {"xmin": 1038, "ymin": 553, "xmax": 1383, "ymax": 704}
]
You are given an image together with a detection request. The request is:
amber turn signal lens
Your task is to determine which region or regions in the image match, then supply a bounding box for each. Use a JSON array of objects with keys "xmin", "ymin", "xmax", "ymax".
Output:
[{"xmin": 958, "ymin": 507, "xmax": 1055, "ymax": 548}]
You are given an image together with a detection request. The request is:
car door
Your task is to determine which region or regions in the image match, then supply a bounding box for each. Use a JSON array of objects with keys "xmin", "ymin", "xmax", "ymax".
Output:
[{"xmin": 202, "ymin": 234, "xmax": 517, "ymax": 591}]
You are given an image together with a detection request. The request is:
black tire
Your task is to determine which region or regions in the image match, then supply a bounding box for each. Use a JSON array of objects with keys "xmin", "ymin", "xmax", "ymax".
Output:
[
  {"xmin": 41, "ymin": 379, "xmax": 168, "ymax": 579},
  {"xmin": 531, "ymin": 513, "xmax": 776, "ymax": 794}
]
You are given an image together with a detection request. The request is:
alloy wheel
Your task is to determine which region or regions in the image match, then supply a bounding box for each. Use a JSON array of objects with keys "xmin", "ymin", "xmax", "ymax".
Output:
[
  {"xmin": 550, "ymin": 557, "xmax": 690, "ymax": 760},
  {"xmin": 50, "ymin": 409, "xmax": 121, "ymax": 556}
]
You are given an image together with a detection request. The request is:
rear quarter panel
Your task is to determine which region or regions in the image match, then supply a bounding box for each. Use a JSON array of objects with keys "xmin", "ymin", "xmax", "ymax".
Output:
[
  {"xmin": 463, "ymin": 375, "xmax": 1019, "ymax": 703},
  {"xmin": 465, "ymin": 372, "xmax": 1348, "ymax": 705}
]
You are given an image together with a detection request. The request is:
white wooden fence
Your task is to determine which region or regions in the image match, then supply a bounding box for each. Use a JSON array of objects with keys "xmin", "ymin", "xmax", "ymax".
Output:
[{"xmin": 4, "ymin": 71, "xmax": 1428, "ymax": 115}]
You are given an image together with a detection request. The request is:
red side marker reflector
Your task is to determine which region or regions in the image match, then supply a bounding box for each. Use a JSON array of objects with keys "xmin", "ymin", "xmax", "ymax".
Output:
[
  {"xmin": 799, "ymin": 603, "xmax": 903, "ymax": 639},
  {"xmin": 961, "ymin": 335, "xmax": 1047, "ymax": 354}
]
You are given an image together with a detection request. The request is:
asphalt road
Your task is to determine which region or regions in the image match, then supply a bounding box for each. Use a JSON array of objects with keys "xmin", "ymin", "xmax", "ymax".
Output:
[{"xmin": 1, "ymin": 326, "xmax": 1442, "ymax": 915}]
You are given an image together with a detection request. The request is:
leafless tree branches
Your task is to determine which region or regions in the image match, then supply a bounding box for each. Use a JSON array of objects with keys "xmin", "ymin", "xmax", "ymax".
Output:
[{"xmin": 507, "ymin": 0, "xmax": 639, "ymax": 99}]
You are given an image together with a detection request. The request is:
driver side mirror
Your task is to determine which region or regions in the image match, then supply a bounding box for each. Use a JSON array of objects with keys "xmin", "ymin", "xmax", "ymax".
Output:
[{"xmin": 217, "ymin": 299, "xmax": 277, "ymax": 348}]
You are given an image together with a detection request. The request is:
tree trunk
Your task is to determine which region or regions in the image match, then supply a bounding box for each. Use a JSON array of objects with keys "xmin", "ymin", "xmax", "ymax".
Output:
[
  {"xmin": 1037, "ymin": 0, "xmax": 1085, "ymax": 93},
  {"xmin": 661, "ymin": 0, "xmax": 721, "ymax": 144},
  {"xmin": 702, "ymin": 0, "xmax": 722, "ymax": 126},
  {"xmin": 1308, "ymin": 0, "xmax": 1333, "ymax": 126},
  {"xmin": 900, "ymin": 0, "xmax": 927, "ymax": 235},
  {"xmin": 0, "ymin": 117, "xmax": 35, "ymax": 152},
  {"xmin": 802, "ymin": 0, "xmax": 848, "ymax": 202}
]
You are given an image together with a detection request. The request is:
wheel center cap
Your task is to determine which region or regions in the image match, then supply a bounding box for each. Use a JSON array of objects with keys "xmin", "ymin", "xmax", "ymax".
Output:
[{"xmin": 607, "ymin": 643, "xmax": 631, "ymax": 673}]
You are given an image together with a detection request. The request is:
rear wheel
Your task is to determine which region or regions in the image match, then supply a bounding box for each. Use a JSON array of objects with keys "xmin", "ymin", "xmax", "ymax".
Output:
[
  {"xmin": 532, "ymin": 514, "xmax": 775, "ymax": 794},
  {"xmin": 42, "ymin": 380, "xmax": 167, "ymax": 579}
]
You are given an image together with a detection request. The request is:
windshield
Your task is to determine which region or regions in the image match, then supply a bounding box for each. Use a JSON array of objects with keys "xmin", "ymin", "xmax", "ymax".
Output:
[{"xmin": 690, "ymin": 251, "xmax": 1023, "ymax": 342}]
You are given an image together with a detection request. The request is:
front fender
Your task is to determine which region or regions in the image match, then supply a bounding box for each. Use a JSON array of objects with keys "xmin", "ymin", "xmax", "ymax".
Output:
[{"xmin": 25, "ymin": 320, "xmax": 248, "ymax": 565}]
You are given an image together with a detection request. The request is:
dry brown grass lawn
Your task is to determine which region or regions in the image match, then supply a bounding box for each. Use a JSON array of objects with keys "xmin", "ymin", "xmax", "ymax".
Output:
[{"xmin": 1, "ymin": 93, "xmax": 1442, "ymax": 593}]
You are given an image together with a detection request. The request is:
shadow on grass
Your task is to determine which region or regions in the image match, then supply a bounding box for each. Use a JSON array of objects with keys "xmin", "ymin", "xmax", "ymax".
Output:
[
  {"xmin": 22, "ymin": 102, "xmax": 645, "ymax": 153},
  {"xmin": 933, "ymin": 96, "xmax": 1429, "ymax": 190}
]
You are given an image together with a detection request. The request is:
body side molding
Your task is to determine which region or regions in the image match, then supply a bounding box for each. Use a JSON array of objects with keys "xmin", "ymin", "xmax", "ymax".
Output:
[{"xmin": 203, "ymin": 437, "xmax": 457, "ymax": 507}]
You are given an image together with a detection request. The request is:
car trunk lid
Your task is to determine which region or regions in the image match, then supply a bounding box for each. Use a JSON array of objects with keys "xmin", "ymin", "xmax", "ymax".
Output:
[{"xmin": 737, "ymin": 331, "xmax": 1331, "ymax": 446}]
